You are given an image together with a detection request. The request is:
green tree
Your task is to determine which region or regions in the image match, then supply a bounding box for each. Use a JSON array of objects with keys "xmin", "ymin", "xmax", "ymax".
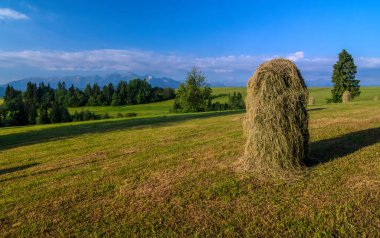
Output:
[
  {"xmin": 3, "ymin": 86, "xmax": 28, "ymax": 126},
  {"xmin": 49, "ymin": 101, "xmax": 71, "ymax": 123},
  {"xmin": 330, "ymin": 49, "xmax": 360, "ymax": 103},
  {"xmin": 36, "ymin": 83, "xmax": 53, "ymax": 124},
  {"xmin": 117, "ymin": 81, "xmax": 128, "ymax": 105},
  {"xmin": 228, "ymin": 92, "xmax": 245, "ymax": 110},
  {"xmin": 111, "ymin": 92, "xmax": 122, "ymax": 106},
  {"xmin": 105, "ymin": 83, "xmax": 115, "ymax": 105},
  {"xmin": 173, "ymin": 67, "xmax": 212, "ymax": 112},
  {"xmin": 23, "ymin": 82, "xmax": 38, "ymax": 124},
  {"xmin": 55, "ymin": 81, "xmax": 67, "ymax": 105}
]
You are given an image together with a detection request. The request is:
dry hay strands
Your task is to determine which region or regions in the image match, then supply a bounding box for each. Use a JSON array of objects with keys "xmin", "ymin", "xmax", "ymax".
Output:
[
  {"xmin": 308, "ymin": 96, "xmax": 315, "ymax": 106},
  {"xmin": 242, "ymin": 58, "xmax": 309, "ymax": 177},
  {"xmin": 342, "ymin": 91, "xmax": 352, "ymax": 103}
]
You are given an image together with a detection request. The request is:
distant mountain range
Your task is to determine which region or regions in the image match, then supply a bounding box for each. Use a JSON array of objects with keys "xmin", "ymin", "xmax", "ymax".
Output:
[{"xmin": 0, "ymin": 73, "xmax": 181, "ymax": 97}]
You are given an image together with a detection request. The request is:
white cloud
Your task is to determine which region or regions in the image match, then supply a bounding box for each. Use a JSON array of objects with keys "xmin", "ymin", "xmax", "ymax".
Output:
[
  {"xmin": 0, "ymin": 49, "xmax": 379, "ymax": 85},
  {"xmin": 0, "ymin": 8, "xmax": 29, "ymax": 20},
  {"xmin": 357, "ymin": 57, "xmax": 380, "ymax": 68},
  {"xmin": 287, "ymin": 51, "xmax": 304, "ymax": 61},
  {"xmin": 0, "ymin": 49, "xmax": 364, "ymax": 72},
  {"xmin": 0, "ymin": 49, "xmax": 377, "ymax": 73},
  {"xmin": 0, "ymin": 50, "xmax": 263, "ymax": 72}
]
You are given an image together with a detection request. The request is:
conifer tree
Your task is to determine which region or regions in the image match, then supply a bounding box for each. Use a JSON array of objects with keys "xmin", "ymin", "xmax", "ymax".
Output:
[{"xmin": 330, "ymin": 49, "xmax": 360, "ymax": 102}]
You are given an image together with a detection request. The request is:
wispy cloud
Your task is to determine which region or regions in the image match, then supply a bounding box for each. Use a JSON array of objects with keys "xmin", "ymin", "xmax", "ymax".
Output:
[
  {"xmin": 0, "ymin": 8, "xmax": 29, "ymax": 20},
  {"xmin": 0, "ymin": 49, "xmax": 379, "ymax": 85},
  {"xmin": 357, "ymin": 57, "xmax": 380, "ymax": 68},
  {"xmin": 287, "ymin": 51, "xmax": 304, "ymax": 61},
  {"xmin": 0, "ymin": 50, "xmax": 309, "ymax": 73},
  {"xmin": 0, "ymin": 49, "xmax": 356, "ymax": 72}
]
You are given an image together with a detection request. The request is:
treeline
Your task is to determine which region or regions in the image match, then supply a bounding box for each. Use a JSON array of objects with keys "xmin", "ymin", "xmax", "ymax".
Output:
[
  {"xmin": 210, "ymin": 92, "xmax": 245, "ymax": 111},
  {"xmin": 0, "ymin": 83, "xmax": 72, "ymax": 126},
  {"xmin": 173, "ymin": 68, "xmax": 245, "ymax": 112},
  {"xmin": 0, "ymin": 79, "xmax": 175, "ymax": 127},
  {"xmin": 61, "ymin": 79, "xmax": 175, "ymax": 107}
]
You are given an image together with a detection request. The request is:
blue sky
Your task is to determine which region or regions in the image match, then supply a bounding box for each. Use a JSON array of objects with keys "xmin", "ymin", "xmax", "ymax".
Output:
[{"xmin": 1, "ymin": 0, "xmax": 380, "ymax": 86}]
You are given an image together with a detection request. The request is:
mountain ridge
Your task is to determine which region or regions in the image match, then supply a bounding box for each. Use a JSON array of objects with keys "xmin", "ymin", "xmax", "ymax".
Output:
[{"xmin": 0, "ymin": 73, "xmax": 181, "ymax": 97}]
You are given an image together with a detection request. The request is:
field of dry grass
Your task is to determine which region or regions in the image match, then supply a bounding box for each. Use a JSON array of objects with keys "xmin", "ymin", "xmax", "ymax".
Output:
[{"xmin": 1, "ymin": 88, "xmax": 380, "ymax": 236}]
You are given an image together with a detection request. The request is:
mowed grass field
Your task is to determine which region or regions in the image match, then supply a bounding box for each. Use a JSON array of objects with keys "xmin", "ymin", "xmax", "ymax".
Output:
[{"xmin": 1, "ymin": 87, "xmax": 380, "ymax": 236}]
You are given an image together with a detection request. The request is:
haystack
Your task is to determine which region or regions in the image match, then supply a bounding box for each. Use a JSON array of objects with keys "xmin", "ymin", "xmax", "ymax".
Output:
[
  {"xmin": 308, "ymin": 96, "xmax": 315, "ymax": 106},
  {"xmin": 242, "ymin": 58, "xmax": 309, "ymax": 174},
  {"xmin": 342, "ymin": 91, "xmax": 351, "ymax": 103}
]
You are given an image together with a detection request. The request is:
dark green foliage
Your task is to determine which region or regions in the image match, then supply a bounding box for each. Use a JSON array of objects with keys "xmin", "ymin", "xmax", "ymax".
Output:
[
  {"xmin": 208, "ymin": 92, "xmax": 245, "ymax": 111},
  {"xmin": 173, "ymin": 67, "xmax": 213, "ymax": 112},
  {"xmin": 210, "ymin": 101, "xmax": 229, "ymax": 111},
  {"xmin": 65, "ymin": 84, "xmax": 87, "ymax": 107},
  {"xmin": 36, "ymin": 83, "xmax": 54, "ymax": 124},
  {"xmin": 111, "ymin": 92, "xmax": 123, "ymax": 106},
  {"xmin": 55, "ymin": 82, "xmax": 67, "ymax": 104},
  {"xmin": 227, "ymin": 92, "xmax": 245, "ymax": 110},
  {"xmin": 2, "ymin": 83, "xmax": 71, "ymax": 127},
  {"xmin": 330, "ymin": 49, "xmax": 360, "ymax": 103},
  {"xmin": 125, "ymin": 112, "xmax": 137, "ymax": 117},
  {"xmin": 23, "ymin": 82, "xmax": 38, "ymax": 125},
  {"xmin": 151, "ymin": 87, "xmax": 175, "ymax": 102},
  {"xmin": 101, "ymin": 113, "xmax": 111, "ymax": 120},
  {"xmin": 72, "ymin": 110, "xmax": 103, "ymax": 121},
  {"xmin": 3, "ymin": 87, "xmax": 27, "ymax": 126},
  {"xmin": 1, "ymin": 78, "xmax": 176, "ymax": 127},
  {"xmin": 127, "ymin": 79, "xmax": 152, "ymax": 104},
  {"xmin": 79, "ymin": 80, "xmax": 175, "ymax": 107},
  {"xmin": 79, "ymin": 79, "xmax": 174, "ymax": 107}
]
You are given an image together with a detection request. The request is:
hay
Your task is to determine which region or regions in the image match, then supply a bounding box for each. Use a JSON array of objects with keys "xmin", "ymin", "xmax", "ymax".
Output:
[
  {"xmin": 308, "ymin": 96, "xmax": 315, "ymax": 106},
  {"xmin": 342, "ymin": 91, "xmax": 351, "ymax": 103},
  {"xmin": 242, "ymin": 58, "xmax": 309, "ymax": 175},
  {"xmin": 373, "ymin": 96, "xmax": 378, "ymax": 101}
]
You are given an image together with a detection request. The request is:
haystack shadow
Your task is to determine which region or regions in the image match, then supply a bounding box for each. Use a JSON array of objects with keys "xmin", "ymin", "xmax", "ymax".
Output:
[
  {"xmin": 308, "ymin": 107, "xmax": 326, "ymax": 112},
  {"xmin": 307, "ymin": 127, "xmax": 380, "ymax": 166}
]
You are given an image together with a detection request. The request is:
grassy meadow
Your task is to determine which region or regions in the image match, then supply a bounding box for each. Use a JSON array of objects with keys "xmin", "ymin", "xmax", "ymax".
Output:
[
  {"xmin": 1, "ymin": 87, "xmax": 380, "ymax": 236},
  {"xmin": 70, "ymin": 87, "xmax": 379, "ymax": 117}
]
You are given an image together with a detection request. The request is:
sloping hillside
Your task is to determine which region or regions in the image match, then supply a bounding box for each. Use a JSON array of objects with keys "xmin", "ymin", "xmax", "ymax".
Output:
[{"xmin": 0, "ymin": 88, "xmax": 379, "ymax": 236}]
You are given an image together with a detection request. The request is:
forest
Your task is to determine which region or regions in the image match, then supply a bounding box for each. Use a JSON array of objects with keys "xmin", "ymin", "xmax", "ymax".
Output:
[{"xmin": 0, "ymin": 79, "xmax": 175, "ymax": 126}]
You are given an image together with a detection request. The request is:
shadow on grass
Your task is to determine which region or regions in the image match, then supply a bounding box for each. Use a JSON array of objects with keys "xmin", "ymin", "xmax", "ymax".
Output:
[
  {"xmin": 308, "ymin": 107, "xmax": 326, "ymax": 112},
  {"xmin": 0, "ymin": 110, "xmax": 243, "ymax": 151},
  {"xmin": 0, "ymin": 163, "xmax": 39, "ymax": 175},
  {"xmin": 307, "ymin": 127, "xmax": 380, "ymax": 166}
]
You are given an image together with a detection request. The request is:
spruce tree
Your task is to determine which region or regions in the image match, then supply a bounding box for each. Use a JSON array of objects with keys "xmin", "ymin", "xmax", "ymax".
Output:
[
  {"xmin": 23, "ymin": 82, "xmax": 38, "ymax": 124},
  {"xmin": 330, "ymin": 49, "xmax": 360, "ymax": 102}
]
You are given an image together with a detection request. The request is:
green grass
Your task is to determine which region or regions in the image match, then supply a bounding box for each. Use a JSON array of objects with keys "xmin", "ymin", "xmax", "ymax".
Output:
[
  {"xmin": 69, "ymin": 87, "xmax": 380, "ymax": 117},
  {"xmin": 69, "ymin": 99, "xmax": 175, "ymax": 117},
  {"xmin": 308, "ymin": 87, "xmax": 380, "ymax": 104},
  {"xmin": 1, "ymin": 87, "xmax": 380, "ymax": 236}
]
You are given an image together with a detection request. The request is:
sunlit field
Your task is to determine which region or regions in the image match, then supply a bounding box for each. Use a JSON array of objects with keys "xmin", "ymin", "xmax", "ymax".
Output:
[{"xmin": 1, "ymin": 87, "xmax": 379, "ymax": 236}]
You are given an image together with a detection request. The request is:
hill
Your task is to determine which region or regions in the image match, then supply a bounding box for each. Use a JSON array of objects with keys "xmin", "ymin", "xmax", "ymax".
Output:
[
  {"xmin": 0, "ymin": 87, "xmax": 380, "ymax": 236},
  {"xmin": 0, "ymin": 73, "xmax": 181, "ymax": 97}
]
